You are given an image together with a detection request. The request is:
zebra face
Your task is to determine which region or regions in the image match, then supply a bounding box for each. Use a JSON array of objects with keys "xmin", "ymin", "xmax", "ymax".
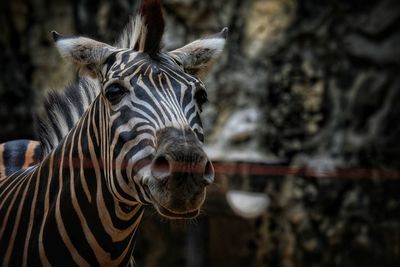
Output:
[
  {"xmin": 102, "ymin": 51, "xmax": 207, "ymax": 142},
  {"xmin": 100, "ymin": 50, "xmax": 216, "ymax": 218},
  {"xmin": 53, "ymin": 24, "xmax": 227, "ymax": 219}
]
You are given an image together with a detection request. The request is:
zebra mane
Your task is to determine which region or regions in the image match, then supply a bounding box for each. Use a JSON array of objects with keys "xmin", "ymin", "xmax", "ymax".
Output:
[
  {"xmin": 115, "ymin": 0, "xmax": 164, "ymax": 54},
  {"xmin": 37, "ymin": 78, "xmax": 100, "ymax": 155}
]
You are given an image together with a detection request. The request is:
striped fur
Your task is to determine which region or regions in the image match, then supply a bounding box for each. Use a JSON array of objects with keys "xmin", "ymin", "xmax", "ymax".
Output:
[
  {"xmin": 0, "ymin": 140, "xmax": 42, "ymax": 178},
  {"xmin": 0, "ymin": 51, "xmax": 210, "ymax": 266},
  {"xmin": 0, "ymin": 98, "xmax": 145, "ymax": 266}
]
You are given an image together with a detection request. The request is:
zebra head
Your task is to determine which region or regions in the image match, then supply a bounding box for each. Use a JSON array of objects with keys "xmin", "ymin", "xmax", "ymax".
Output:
[{"xmin": 52, "ymin": 0, "xmax": 227, "ymax": 219}]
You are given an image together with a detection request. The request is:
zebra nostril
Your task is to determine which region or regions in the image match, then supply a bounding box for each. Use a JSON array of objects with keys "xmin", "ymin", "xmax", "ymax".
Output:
[
  {"xmin": 151, "ymin": 155, "xmax": 171, "ymax": 180},
  {"xmin": 204, "ymin": 160, "xmax": 215, "ymax": 184}
]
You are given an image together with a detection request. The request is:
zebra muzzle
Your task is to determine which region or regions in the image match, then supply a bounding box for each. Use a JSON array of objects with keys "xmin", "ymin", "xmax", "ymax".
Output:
[
  {"xmin": 145, "ymin": 127, "xmax": 215, "ymax": 218},
  {"xmin": 151, "ymin": 127, "xmax": 214, "ymax": 185}
]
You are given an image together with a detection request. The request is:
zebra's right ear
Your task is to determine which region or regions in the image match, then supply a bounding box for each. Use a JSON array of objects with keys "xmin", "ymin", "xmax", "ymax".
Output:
[
  {"xmin": 52, "ymin": 31, "xmax": 114, "ymax": 77},
  {"xmin": 169, "ymin": 27, "xmax": 228, "ymax": 80}
]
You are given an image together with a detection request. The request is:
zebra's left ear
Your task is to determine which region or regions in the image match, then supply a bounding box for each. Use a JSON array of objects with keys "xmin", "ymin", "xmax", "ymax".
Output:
[{"xmin": 169, "ymin": 28, "xmax": 228, "ymax": 79}]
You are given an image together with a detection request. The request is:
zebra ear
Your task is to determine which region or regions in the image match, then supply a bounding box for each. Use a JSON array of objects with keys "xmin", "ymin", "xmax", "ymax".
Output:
[
  {"xmin": 169, "ymin": 27, "xmax": 228, "ymax": 79},
  {"xmin": 52, "ymin": 31, "xmax": 114, "ymax": 77}
]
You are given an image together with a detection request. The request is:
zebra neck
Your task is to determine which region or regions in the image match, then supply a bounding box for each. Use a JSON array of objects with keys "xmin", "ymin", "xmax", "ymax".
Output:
[{"xmin": 38, "ymin": 98, "xmax": 145, "ymax": 266}]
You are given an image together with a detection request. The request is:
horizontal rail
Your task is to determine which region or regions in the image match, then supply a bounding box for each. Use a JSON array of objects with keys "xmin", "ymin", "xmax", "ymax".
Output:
[{"xmin": 211, "ymin": 161, "xmax": 400, "ymax": 180}]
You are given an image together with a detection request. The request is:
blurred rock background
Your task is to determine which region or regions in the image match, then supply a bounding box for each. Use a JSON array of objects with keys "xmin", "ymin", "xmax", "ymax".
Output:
[{"xmin": 1, "ymin": 0, "xmax": 399, "ymax": 266}]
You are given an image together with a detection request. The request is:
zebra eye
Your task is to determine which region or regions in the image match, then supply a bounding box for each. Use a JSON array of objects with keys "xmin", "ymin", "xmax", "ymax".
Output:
[
  {"xmin": 105, "ymin": 83, "xmax": 127, "ymax": 104},
  {"xmin": 194, "ymin": 89, "xmax": 208, "ymax": 112}
]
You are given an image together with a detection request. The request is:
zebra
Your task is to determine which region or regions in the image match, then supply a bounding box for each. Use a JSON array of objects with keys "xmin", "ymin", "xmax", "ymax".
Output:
[
  {"xmin": 0, "ymin": 140, "xmax": 42, "ymax": 179},
  {"xmin": 0, "ymin": 0, "xmax": 227, "ymax": 265}
]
